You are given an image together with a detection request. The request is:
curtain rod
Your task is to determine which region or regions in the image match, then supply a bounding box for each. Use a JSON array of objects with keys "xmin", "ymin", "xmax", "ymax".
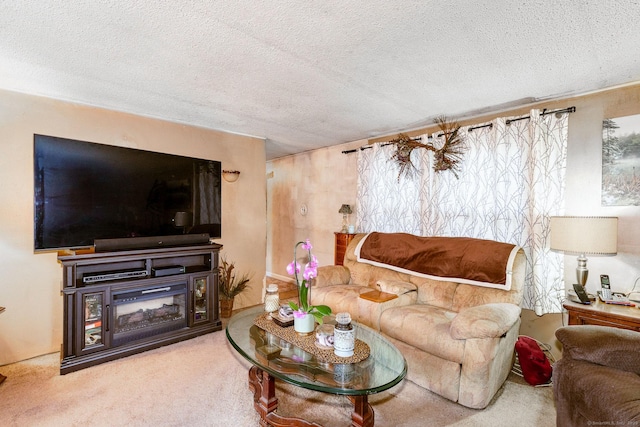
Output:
[
  {"xmin": 342, "ymin": 106, "xmax": 576, "ymax": 154},
  {"xmin": 342, "ymin": 137, "xmax": 423, "ymax": 154},
  {"xmin": 468, "ymin": 123, "xmax": 493, "ymax": 132},
  {"xmin": 505, "ymin": 106, "xmax": 576, "ymax": 125}
]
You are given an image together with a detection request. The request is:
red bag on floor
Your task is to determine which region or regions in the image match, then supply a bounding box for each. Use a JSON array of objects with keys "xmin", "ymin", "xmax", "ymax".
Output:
[{"xmin": 515, "ymin": 336, "xmax": 552, "ymax": 386}]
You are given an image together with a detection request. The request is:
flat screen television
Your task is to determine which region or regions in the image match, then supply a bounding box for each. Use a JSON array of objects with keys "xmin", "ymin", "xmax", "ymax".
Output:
[{"xmin": 34, "ymin": 134, "xmax": 222, "ymax": 251}]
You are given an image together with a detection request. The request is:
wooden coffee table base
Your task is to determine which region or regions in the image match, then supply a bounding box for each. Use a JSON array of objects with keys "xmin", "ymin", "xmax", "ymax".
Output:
[{"xmin": 248, "ymin": 366, "xmax": 374, "ymax": 427}]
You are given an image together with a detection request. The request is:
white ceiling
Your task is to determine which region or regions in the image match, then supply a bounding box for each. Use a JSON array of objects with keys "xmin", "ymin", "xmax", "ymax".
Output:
[{"xmin": 2, "ymin": 1, "xmax": 640, "ymax": 160}]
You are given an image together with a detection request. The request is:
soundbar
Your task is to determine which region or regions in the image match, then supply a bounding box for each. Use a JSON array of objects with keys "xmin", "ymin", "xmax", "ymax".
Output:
[
  {"xmin": 94, "ymin": 233, "xmax": 211, "ymax": 252},
  {"xmin": 82, "ymin": 269, "xmax": 148, "ymax": 284}
]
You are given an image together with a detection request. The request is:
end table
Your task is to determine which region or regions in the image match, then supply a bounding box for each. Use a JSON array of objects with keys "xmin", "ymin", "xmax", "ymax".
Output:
[
  {"xmin": 563, "ymin": 299, "xmax": 640, "ymax": 331},
  {"xmin": 334, "ymin": 232, "xmax": 356, "ymax": 265}
]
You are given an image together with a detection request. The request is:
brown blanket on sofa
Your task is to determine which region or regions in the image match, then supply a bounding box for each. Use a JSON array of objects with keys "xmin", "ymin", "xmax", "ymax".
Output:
[{"xmin": 356, "ymin": 232, "xmax": 519, "ymax": 290}]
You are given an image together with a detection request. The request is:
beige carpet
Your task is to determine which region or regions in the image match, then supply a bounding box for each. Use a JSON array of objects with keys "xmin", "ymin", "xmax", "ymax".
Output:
[{"xmin": 0, "ymin": 329, "xmax": 555, "ymax": 427}]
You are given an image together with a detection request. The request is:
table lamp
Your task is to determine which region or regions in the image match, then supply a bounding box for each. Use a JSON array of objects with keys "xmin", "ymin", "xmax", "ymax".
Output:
[
  {"xmin": 338, "ymin": 204, "xmax": 352, "ymax": 233},
  {"xmin": 549, "ymin": 216, "xmax": 618, "ymax": 289}
]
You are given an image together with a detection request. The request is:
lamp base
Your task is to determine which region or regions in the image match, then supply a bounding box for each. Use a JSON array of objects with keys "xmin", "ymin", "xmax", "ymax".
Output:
[
  {"xmin": 576, "ymin": 254, "xmax": 589, "ymax": 288},
  {"xmin": 341, "ymin": 213, "xmax": 350, "ymax": 234}
]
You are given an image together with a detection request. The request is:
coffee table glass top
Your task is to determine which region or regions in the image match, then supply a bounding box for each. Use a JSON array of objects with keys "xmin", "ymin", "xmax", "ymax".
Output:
[{"xmin": 226, "ymin": 305, "xmax": 407, "ymax": 396}]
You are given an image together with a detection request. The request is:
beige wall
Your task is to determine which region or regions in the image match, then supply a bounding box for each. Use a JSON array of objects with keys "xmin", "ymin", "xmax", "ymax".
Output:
[
  {"xmin": 267, "ymin": 84, "xmax": 640, "ymax": 356},
  {"xmin": 266, "ymin": 140, "xmax": 363, "ymax": 280},
  {"xmin": 5, "ymin": 83, "xmax": 639, "ymax": 365},
  {"xmin": 0, "ymin": 89, "xmax": 267, "ymax": 365}
]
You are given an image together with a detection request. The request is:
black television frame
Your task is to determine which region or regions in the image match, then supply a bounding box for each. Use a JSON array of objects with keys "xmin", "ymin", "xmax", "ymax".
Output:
[{"xmin": 33, "ymin": 134, "xmax": 222, "ymax": 252}]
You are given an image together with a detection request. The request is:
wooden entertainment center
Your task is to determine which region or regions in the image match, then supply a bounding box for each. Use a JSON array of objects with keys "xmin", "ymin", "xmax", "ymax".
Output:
[{"xmin": 58, "ymin": 243, "xmax": 222, "ymax": 374}]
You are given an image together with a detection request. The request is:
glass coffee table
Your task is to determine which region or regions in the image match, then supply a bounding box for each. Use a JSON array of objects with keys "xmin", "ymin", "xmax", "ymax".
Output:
[{"xmin": 226, "ymin": 305, "xmax": 407, "ymax": 427}]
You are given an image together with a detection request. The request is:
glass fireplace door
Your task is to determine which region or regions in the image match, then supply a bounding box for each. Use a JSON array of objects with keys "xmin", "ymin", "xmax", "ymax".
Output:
[
  {"xmin": 112, "ymin": 282, "xmax": 188, "ymax": 347},
  {"xmin": 77, "ymin": 286, "xmax": 110, "ymax": 355},
  {"xmin": 191, "ymin": 275, "xmax": 210, "ymax": 325}
]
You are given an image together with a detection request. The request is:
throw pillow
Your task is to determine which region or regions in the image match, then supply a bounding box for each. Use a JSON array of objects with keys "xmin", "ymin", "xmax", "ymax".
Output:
[{"xmin": 515, "ymin": 336, "xmax": 552, "ymax": 386}]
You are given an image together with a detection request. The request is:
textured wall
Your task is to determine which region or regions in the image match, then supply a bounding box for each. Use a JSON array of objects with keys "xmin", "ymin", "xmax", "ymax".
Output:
[
  {"xmin": 267, "ymin": 84, "xmax": 640, "ymax": 351},
  {"xmin": 0, "ymin": 89, "xmax": 266, "ymax": 365},
  {"xmin": 266, "ymin": 140, "xmax": 362, "ymax": 281}
]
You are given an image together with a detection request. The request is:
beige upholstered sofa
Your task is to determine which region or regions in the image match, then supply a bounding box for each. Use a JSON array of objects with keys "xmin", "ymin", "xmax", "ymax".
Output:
[{"xmin": 312, "ymin": 232, "xmax": 526, "ymax": 409}]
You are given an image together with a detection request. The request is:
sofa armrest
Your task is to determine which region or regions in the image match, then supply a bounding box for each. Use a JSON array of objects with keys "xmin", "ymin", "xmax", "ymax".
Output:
[
  {"xmin": 315, "ymin": 265, "xmax": 351, "ymax": 288},
  {"xmin": 450, "ymin": 303, "xmax": 521, "ymax": 340},
  {"xmin": 555, "ymin": 325, "xmax": 640, "ymax": 374},
  {"xmin": 376, "ymin": 280, "xmax": 417, "ymax": 295}
]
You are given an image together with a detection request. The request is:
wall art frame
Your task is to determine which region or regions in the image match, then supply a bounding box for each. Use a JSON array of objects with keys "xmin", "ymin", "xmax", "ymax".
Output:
[{"xmin": 602, "ymin": 113, "xmax": 640, "ymax": 206}]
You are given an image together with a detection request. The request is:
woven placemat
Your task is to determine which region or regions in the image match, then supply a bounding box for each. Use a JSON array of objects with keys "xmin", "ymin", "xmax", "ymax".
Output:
[{"xmin": 253, "ymin": 312, "xmax": 370, "ymax": 364}]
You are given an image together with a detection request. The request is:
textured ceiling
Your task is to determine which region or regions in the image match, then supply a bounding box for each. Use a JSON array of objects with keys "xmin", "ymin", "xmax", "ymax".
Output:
[{"xmin": 2, "ymin": 1, "xmax": 640, "ymax": 159}]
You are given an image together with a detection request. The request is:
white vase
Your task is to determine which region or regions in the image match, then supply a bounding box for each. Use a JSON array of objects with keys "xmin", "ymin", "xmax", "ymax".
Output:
[{"xmin": 294, "ymin": 313, "xmax": 315, "ymax": 335}]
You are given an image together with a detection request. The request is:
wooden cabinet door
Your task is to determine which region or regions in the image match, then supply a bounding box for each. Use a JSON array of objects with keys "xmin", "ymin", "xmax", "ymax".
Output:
[{"xmin": 334, "ymin": 233, "xmax": 356, "ymax": 265}]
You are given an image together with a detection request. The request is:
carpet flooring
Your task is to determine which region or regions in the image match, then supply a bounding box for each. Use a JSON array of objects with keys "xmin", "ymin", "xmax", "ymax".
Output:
[{"xmin": 0, "ymin": 327, "xmax": 555, "ymax": 426}]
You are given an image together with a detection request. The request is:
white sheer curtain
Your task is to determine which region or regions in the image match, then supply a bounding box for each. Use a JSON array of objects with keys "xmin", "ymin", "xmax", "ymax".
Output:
[
  {"xmin": 356, "ymin": 109, "xmax": 568, "ymax": 314},
  {"xmin": 356, "ymin": 143, "xmax": 425, "ymax": 235}
]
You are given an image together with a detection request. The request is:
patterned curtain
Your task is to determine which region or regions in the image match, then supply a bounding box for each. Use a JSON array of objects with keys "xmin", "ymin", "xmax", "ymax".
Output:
[
  {"xmin": 356, "ymin": 109, "xmax": 568, "ymax": 314},
  {"xmin": 356, "ymin": 143, "xmax": 425, "ymax": 235}
]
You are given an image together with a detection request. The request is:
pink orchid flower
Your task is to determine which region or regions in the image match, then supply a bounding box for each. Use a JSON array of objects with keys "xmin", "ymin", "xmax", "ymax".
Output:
[
  {"xmin": 308, "ymin": 255, "xmax": 318, "ymax": 268},
  {"xmin": 301, "ymin": 239, "xmax": 312, "ymax": 251},
  {"xmin": 293, "ymin": 309, "xmax": 307, "ymax": 319},
  {"xmin": 303, "ymin": 264, "xmax": 317, "ymax": 281},
  {"xmin": 286, "ymin": 261, "xmax": 300, "ymax": 275},
  {"xmin": 285, "ymin": 239, "xmax": 331, "ymax": 323}
]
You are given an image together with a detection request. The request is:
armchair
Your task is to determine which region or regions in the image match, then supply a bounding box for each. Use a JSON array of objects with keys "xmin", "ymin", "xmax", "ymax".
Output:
[{"xmin": 553, "ymin": 325, "xmax": 640, "ymax": 426}]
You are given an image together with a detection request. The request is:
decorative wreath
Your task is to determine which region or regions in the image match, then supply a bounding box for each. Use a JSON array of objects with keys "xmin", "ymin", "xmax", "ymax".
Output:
[{"xmin": 389, "ymin": 116, "xmax": 465, "ymax": 180}]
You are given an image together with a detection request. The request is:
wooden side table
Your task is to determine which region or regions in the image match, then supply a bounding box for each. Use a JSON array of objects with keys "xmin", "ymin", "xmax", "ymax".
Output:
[
  {"xmin": 563, "ymin": 299, "xmax": 640, "ymax": 331},
  {"xmin": 334, "ymin": 232, "xmax": 356, "ymax": 265}
]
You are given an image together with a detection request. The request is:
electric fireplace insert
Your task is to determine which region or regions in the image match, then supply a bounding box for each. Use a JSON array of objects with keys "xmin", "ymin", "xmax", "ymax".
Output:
[{"xmin": 111, "ymin": 283, "xmax": 187, "ymax": 347}]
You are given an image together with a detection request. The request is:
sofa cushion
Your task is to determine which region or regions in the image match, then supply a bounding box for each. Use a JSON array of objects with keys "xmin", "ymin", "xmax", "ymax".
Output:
[
  {"xmin": 449, "ymin": 303, "xmax": 521, "ymax": 339},
  {"xmin": 315, "ymin": 265, "xmax": 351, "ymax": 287},
  {"xmin": 348, "ymin": 262, "xmax": 412, "ymax": 289},
  {"xmin": 311, "ymin": 285, "xmax": 371, "ymax": 319},
  {"xmin": 411, "ymin": 276, "xmax": 457, "ymax": 310},
  {"xmin": 380, "ymin": 305, "xmax": 465, "ymax": 363},
  {"xmin": 376, "ymin": 280, "xmax": 416, "ymax": 295}
]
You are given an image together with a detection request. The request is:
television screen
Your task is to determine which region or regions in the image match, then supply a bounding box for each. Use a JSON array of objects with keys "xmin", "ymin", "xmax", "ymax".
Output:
[{"xmin": 34, "ymin": 134, "xmax": 221, "ymax": 251}]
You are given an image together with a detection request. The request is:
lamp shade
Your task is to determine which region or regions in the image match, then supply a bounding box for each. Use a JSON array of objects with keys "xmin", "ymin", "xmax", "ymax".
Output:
[
  {"xmin": 549, "ymin": 216, "xmax": 618, "ymax": 255},
  {"xmin": 222, "ymin": 170, "xmax": 240, "ymax": 182},
  {"xmin": 338, "ymin": 204, "xmax": 352, "ymax": 214}
]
